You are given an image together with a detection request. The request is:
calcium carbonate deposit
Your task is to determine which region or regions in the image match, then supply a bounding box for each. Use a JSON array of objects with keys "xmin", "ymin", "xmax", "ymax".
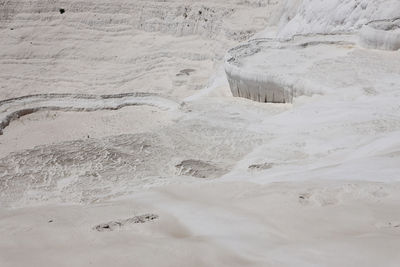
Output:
[{"xmin": 1, "ymin": 1, "xmax": 400, "ymax": 266}]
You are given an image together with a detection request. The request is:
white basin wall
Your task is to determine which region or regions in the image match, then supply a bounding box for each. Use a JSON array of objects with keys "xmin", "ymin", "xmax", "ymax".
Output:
[
  {"xmin": 224, "ymin": 39, "xmax": 295, "ymax": 103},
  {"xmin": 359, "ymin": 19, "xmax": 400, "ymax": 51},
  {"xmin": 227, "ymin": 73, "xmax": 293, "ymax": 103}
]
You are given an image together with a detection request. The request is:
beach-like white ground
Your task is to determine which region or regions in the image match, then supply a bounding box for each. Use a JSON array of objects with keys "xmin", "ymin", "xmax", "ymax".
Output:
[{"xmin": 1, "ymin": 1, "xmax": 400, "ymax": 266}]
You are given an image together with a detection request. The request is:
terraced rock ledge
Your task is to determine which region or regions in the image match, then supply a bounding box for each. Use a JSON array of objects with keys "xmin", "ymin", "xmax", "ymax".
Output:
[
  {"xmin": 224, "ymin": 35, "xmax": 357, "ymax": 103},
  {"xmin": 0, "ymin": 93, "xmax": 178, "ymax": 134},
  {"xmin": 359, "ymin": 18, "xmax": 400, "ymax": 51}
]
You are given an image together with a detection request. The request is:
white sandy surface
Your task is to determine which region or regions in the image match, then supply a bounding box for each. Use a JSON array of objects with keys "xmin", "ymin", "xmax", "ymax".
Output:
[{"xmin": 1, "ymin": 1, "xmax": 400, "ymax": 266}]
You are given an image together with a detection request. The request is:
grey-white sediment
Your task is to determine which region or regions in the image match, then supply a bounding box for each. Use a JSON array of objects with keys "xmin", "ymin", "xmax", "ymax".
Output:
[
  {"xmin": 0, "ymin": 93, "xmax": 179, "ymax": 134},
  {"xmin": 224, "ymin": 37, "xmax": 355, "ymax": 103}
]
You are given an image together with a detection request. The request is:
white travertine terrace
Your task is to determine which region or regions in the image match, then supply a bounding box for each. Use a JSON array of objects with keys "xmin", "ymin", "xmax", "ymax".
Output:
[
  {"xmin": 359, "ymin": 19, "xmax": 400, "ymax": 51},
  {"xmin": 225, "ymin": 0, "xmax": 400, "ymax": 103},
  {"xmin": 224, "ymin": 39, "xmax": 294, "ymax": 103},
  {"xmin": 0, "ymin": 93, "xmax": 179, "ymax": 135},
  {"xmin": 224, "ymin": 35, "xmax": 358, "ymax": 103},
  {"xmin": 0, "ymin": 0, "xmax": 284, "ymax": 100},
  {"xmin": 2, "ymin": 1, "xmax": 400, "ymax": 266},
  {"xmin": 277, "ymin": 0, "xmax": 400, "ymax": 38}
]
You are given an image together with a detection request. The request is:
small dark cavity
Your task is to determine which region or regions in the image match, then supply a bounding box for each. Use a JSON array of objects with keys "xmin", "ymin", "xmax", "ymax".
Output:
[
  {"xmin": 48, "ymin": 219, "xmax": 53, "ymax": 223},
  {"xmin": 59, "ymin": 8, "xmax": 65, "ymax": 14},
  {"xmin": 10, "ymin": 28, "xmax": 14, "ymax": 30},
  {"xmin": 199, "ymin": 10, "xmax": 202, "ymax": 15},
  {"xmin": 298, "ymin": 193, "xmax": 311, "ymax": 204},
  {"xmin": 388, "ymin": 222, "xmax": 400, "ymax": 228}
]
